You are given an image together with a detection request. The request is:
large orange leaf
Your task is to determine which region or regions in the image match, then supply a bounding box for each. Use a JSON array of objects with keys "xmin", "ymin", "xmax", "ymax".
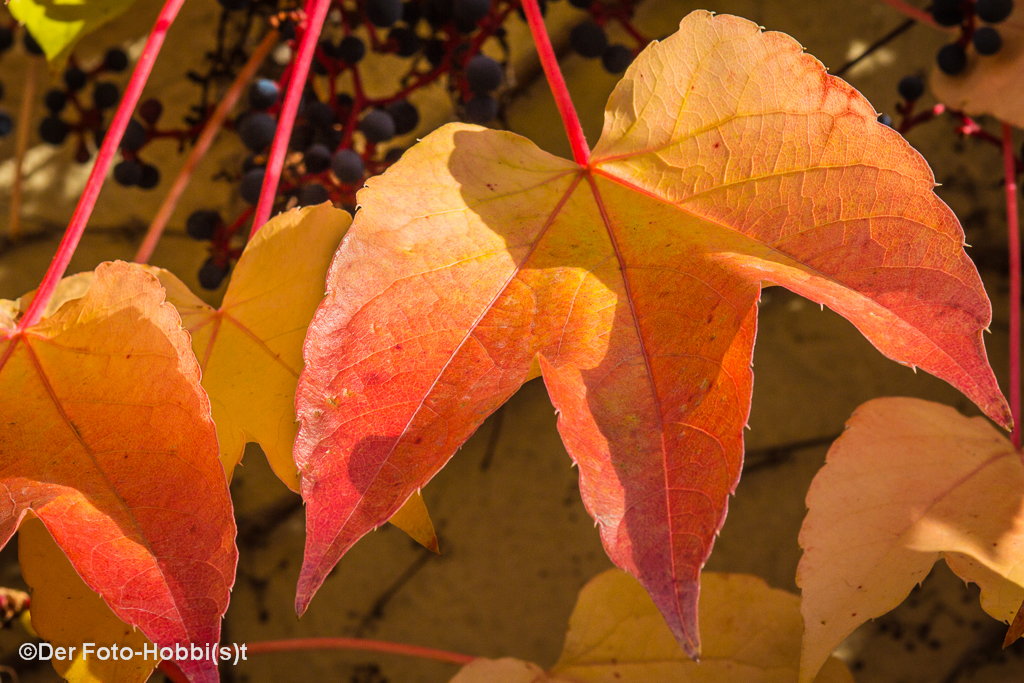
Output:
[
  {"xmin": 0, "ymin": 261, "xmax": 237, "ymax": 683},
  {"xmin": 294, "ymin": 10, "xmax": 1009, "ymax": 655},
  {"xmin": 797, "ymin": 397, "xmax": 1024, "ymax": 682}
]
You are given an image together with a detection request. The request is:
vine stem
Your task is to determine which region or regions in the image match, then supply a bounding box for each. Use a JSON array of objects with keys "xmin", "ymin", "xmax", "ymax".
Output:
[
  {"xmin": 251, "ymin": 0, "xmax": 332, "ymax": 236},
  {"xmin": 134, "ymin": 29, "xmax": 279, "ymax": 264},
  {"xmin": 520, "ymin": 0, "xmax": 590, "ymax": 166},
  {"xmin": 245, "ymin": 637, "xmax": 477, "ymax": 665},
  {"xmin": 8, "ymin": 58, "xmax": 40, "ymax": 242},
  {"xmin": 876, "ymin": 0, "xmax": 946, "ymax": 29},
  {"xmin": 1004, "ymin": 122, "xmax": 1021, "ymax": 449},
  {"xmin": 17, "ymin": 0, "xmax": 188, "ymax": 331}
]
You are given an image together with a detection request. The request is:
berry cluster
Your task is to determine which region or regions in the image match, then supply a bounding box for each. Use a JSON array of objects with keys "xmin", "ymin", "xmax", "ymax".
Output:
[
  {"xmin": 184, "ymin": 0, "xmax": 650, "ymax": 289},
  {"xmin": 932, "ymin": 0, "xmax": 1014, "ymax": 75},
  {"xmin": 567, "ymin": 0, "xmax": 645, "ymax": 74}
]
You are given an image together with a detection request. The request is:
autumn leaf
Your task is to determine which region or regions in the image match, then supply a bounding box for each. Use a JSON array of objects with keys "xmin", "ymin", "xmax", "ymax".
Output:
[
  {"xmin": 450, "ymin": 570, "xmax": 854, "ymax": 683},
  {"xmin": 797, "ymin": 397, "xmax": 1024, "ymax": 683},
  {"xmin": 8, "ymin": 0, "xmax": 142, "ymax": 64},
  {"xmin": 931, "ymin": 5, "xmax": 1024, "ymax": 128},
  {"xmin": 294, "ymin": 10, "xmax": 1009, "ymax": 656},
  {"xmin": 19, "ymin": 516, "xmax": 156, "ymax": 683},
  {"xmin": 0, "ymin": 261, "xmax": 237, "ymax": 683},
  {"xmin": 152, "ymin": 204, "xmax": 350, "ymax": 486}
]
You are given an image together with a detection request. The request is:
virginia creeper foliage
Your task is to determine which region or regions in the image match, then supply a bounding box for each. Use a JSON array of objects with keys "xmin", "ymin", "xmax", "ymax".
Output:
[{"xmin": 294, "ymin": 10, "xmax": 1009, "ymax": 656}]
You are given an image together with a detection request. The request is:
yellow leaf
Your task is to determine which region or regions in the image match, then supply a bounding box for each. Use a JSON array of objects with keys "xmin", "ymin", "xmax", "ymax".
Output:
[
  {"xmin": 19, "ymin": 516, "xmax": 157, "ymax": 683},
  {"xmin": 8, "ymin": 0, "xmax": 140, "ymax": 64},
  {"xmin": 797, "ymin": 397, "xmax": 1024, "ymax": 682},
  {"xmin": 153, "ymin": 204, "xmax": 350, "ymax": 486},
  {"xmin": 451, "ymin": 570, "xmax": 853, "ymax": 683},
  {"xmin": 388, "ymin": 491, "xmax": 439, "ymax": 553}
]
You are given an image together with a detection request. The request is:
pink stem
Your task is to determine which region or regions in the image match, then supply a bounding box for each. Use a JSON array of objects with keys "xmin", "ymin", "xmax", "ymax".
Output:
[
  {"xmin": 1004, "ymin": 122, "xmax": 1021, "ymax": 448},
  {"xmin": 245, "ymin": 637, "xmax": 476, "ymax": 666},
  {"xmin": 134, "ymin": 29, "xmax": 279, "ymax": 264},
  {"xmin": 251, "ymin": 0, "xmax": 332, "ymax": 236},
  {"xmin": 876, "ymin": 0, "xmax": 946, "ymax": 29},
  {"xmin": 520, "ymin": 0, "xmax": 590, "ymax": 167},
  {"xmin": 17, "ymin": 0, "xmax": 188, "ymax": 331}
]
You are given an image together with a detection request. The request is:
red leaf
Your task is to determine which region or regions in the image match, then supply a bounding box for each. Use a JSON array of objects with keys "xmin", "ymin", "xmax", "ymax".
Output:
[
  {"xmin": 294, "ymin": 11, "xmax": 1008, "ymax": 655},
  {"xmin": 0, "ymin": 262, "xmax": 236, "ymax": 683}
]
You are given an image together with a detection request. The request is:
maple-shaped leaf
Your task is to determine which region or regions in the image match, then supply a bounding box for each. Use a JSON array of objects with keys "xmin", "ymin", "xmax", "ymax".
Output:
[
  {"xmin": 19, "ymin": 516, "xmax": 156, "ymax": 683},
  {"xmin": 0, "ymin": 261, "xmax": 236, "ymax": 683},
  {"xmin": 930, "ymin": 5, "xmax": 1024, "ymax": 128},
  {"xmin": 797, "ymin": 397, "xmax": 1024, "ymax": 682},
  {"xmin": 294, "ymin": 10, "xmax": 1009, "ymax": 654},
  {"xmin": 450, "ymin": 569, "xmax": 853, "ymax": 683}
]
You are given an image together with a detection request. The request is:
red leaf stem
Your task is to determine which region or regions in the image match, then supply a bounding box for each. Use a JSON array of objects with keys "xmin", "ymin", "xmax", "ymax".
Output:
[
  {"xmin": 134, "ymin": 29, "xmax": 279, "ymax": 264},
  {"xmin": 245, "ymin": 637, "xmax": 476, "ymax": 666},
  {"xmin": 1004, "ymin": 122, "xmax": 1021, "ymax": 448},
  {"xmin": 251, "ymin": 0, "xmax": 332, "ymax": 237},
  {"xmin": 17, "ymin": 0, "xmax": 188, "ymax": 331},
  {"xmin": 520, "ymin": 0, "xmax": 590, "ymax": 166}
]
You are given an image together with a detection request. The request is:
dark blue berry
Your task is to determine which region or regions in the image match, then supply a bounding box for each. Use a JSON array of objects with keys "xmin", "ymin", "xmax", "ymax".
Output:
[
  {"xmin": 186, "ymin": 210, "xmax": 221, "ymax": 240},
  {"xmin": 601, "ymin": 44, "xmax": 633, "ymax": 73},
  {"xmin": 973, "ymin": 26, "xmax": 1003, "ymax": 55},
  {"xmin": 898, "ymin": 75, "xmax": 925, "ymax": 101},
  {"xmin": 358, "ymin": 109, "xmax": 396, "ymax": 143},
  {"xmin": 239, "ymin": 112, "xmax": 277, "ymax": 151},
  {"xmin": 240, "ymin": 168, "xmax": 266, "ymax": 204},
  {"xmin": 0, "ymin": 27, "xmax": 13, "ymax": 53},
  {"xmin": 103, "ymin": 48, "xmax": 129, "ymax": 72},
  {"xmin": 298, "ymin": 183, "xmax": 330, "ymax": 206},
  {"xmin": 331, "ymin": 149, "xmax": 364, "ymax": 184},
  {"xmin": 304, "ymin": 143, "xmax": 332, "ymax": 173},
  {"xmin": 114, "ymin": 160, "xmax": 142, "ymax": 186},
  {"xmin": 387, "ymin": 100, "xmax": 419, "ymax": 135},
  {"xmin": 571, "ymin": 21, "xmax": 607, "ymax": 59},
  {"xmin": 249, "ymin": 79, "xmax": 280, "ymax": 110},
  {"xmin": 93, "ymin": 82, "xmax": 120, "ymax": 109},
  {"xmin": 338, "ymin": 36, "xmax": 366, "ymax": 64},
  {"xmin": 367, "ymin": 0, "xmax": 403, "ymax": 27},
  {"xmin": 44, "ymin": 89, "xmax": 67, "ymax": 114},
  {"xmin": 976, "ymin": 0, "xmax": 1013, "ymax": 23},
  {"xmin": 936, "ymin": 42, "xmax": 967, "ymax": 75},
  {"xmin": 198, "ymin": 257, "xmax": 229, "ymax": 290},
  {"xmin": 0, "ymin": 112, "xmax": 13, "ymax": 137},
  {"xmin": 465, "ymin": 55, "xmax": 503, "ymax": 93},
  {"xmin": 64, "ymin": 68, "xmax": 87, "ymax": 92},
  {"xmin": 39, "ymin": 117, "xmax": 70, "ymax": 144},
  {"xmin": 120, "ymin": 119, "xmax": 148, "ymax": 152}
]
